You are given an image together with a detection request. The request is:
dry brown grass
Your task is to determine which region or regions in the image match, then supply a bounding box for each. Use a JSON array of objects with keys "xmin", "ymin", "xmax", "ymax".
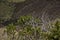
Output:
[{"xmin": 0, "ymin": 27, "xmax": 7, "ymax": 40}]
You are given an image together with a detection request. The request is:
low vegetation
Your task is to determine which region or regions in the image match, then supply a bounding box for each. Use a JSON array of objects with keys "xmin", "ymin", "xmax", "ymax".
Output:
[
  {"xmin": 0, "ymin": 0, "xmax": 60, "ymax": 40},
  {"xmin": 0, "ymin": 15, "xmax": 60, "ymax": 40}
]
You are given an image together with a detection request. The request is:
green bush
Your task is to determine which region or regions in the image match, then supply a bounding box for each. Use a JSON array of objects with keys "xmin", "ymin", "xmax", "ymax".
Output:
[
  {"xmin": 6, "ymin": 23, "xmax": 16, "ymax": 40},
  {"xmin": 5, "ymin": 15, "xmax": 42, "ymax": 40},
  {"xmin": 5, "ymin": 15, "xmax": 60, "ymax": 40},
  {"xmin": 44, "ymin": 19, "xmax": 60, "ymax": 40}
]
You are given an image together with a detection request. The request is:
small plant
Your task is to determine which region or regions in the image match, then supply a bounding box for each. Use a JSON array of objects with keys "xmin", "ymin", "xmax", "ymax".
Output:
[
  {"xmin": 17, "ymin": 15, "xmax": 42, "ymax": 40},
  {"xmin": 17, "ymin": 15, "xmax": 41, "ymax": 28},
  {"xmin": 44, "ymin": 19, "xmax": 60, "ymax": 40},
  {"xmin": 6, "ymin": 23, "xmax": 16, "ymax": 40}
]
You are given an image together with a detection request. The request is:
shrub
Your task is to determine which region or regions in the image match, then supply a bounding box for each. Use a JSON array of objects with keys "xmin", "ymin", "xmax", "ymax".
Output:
[{"xmin": 44, "ymin": 19, "xmax": 60, "ymax": 40}]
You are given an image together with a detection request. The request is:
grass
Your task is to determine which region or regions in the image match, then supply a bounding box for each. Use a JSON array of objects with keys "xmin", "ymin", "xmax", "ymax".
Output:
[
  {"xmin": 0, "ymin": 27, "xmax": 7, "ymax": 40},
  {"xmin": 7, "ymin": 0, "xmax": 25, "ymax": 3}
]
